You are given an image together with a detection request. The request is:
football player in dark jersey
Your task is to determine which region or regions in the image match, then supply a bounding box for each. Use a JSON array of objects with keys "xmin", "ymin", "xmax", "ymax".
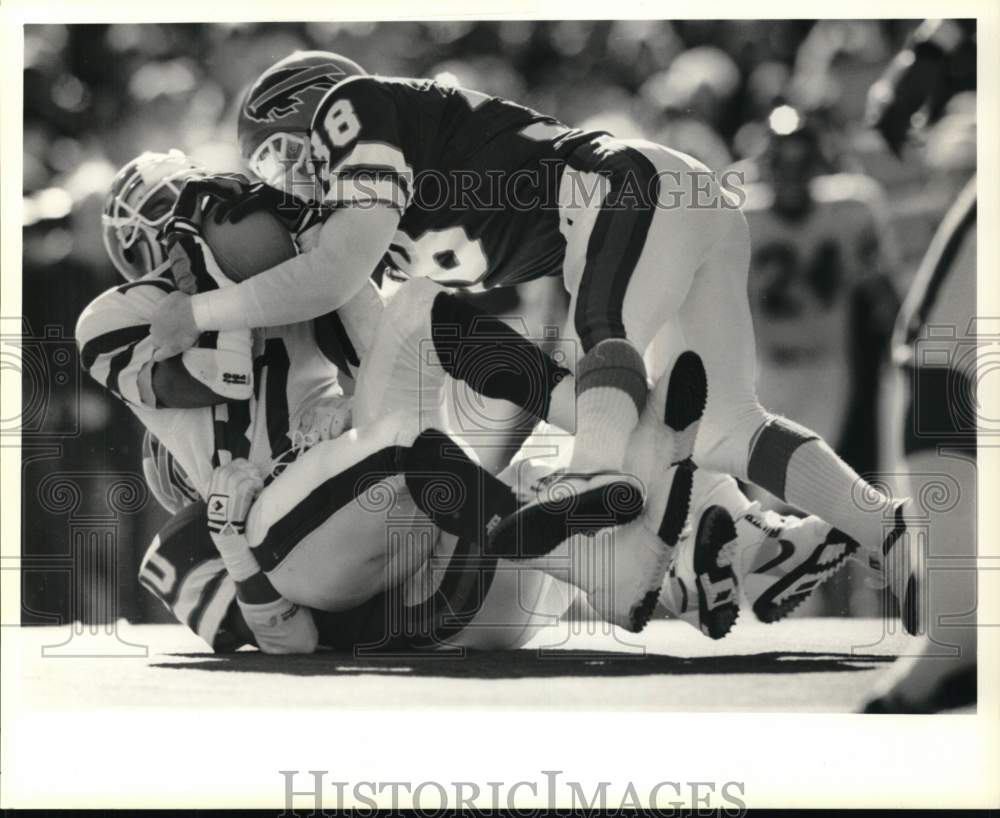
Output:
[{"xmin": 148, "ymin": 51, "xmax": 917, "ymax": 633}]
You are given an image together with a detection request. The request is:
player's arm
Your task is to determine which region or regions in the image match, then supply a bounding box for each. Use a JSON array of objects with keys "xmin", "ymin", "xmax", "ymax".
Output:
[
  {"xmin": 205, "ymin": 460, "xmax": 319, "ymax": 654},
  {"xmin": 148, "ymin": 357, "xmax": 231, "ymax": 408},
  {"xmin": 186, "ymin": 200, "xmax": 400, "ymax": 332},
  {"xmin": 151, "ymin": 78, "xmax": 408, "ymax": 357},
  {"xmin": 78, "ymin": 258, "xmax": 254, "ymax": 409}
]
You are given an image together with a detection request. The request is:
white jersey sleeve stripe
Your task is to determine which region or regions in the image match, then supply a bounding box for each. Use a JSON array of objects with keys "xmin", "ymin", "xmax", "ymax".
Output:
[{"xmin": 323, "ymin": 142, "xmax": 412, "ymax": 210}]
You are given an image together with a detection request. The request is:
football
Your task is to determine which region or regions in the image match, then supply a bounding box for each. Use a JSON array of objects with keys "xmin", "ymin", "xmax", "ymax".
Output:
[{"xmin": 200, "ymin": 205, "xmax": 297, "ymax": 282}]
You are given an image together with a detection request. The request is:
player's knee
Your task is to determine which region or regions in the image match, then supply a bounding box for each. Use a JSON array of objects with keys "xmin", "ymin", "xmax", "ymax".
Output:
[{"xmin": 695, "ymin": 399, "xmax": 771, "ymax": 478}]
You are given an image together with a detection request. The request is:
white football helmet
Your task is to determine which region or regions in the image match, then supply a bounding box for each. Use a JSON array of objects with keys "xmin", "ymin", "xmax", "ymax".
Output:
[{"xmin": 102, "ymin": 149, "xmax": 207, "ymax": 281}]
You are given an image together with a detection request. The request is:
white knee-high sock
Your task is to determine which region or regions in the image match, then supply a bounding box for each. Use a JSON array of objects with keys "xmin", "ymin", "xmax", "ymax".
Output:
[
  {"xmin": 748, "ymin": 416, "xmax": 901, "ymax": 552},
  {"xmin": 569, "ymin": 339, "xmax": 648, "ymax": 473}
]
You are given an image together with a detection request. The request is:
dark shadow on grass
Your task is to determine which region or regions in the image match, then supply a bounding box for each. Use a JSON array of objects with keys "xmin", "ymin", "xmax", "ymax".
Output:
[{"xmin": 151, "ymin": 649, "xmax": 895, "ymax": 679}]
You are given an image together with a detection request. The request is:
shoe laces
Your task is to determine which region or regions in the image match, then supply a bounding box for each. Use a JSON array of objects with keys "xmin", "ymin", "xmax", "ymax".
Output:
[{"xmin": 267, "ymin": 428, "xmax": 318, "ymax": 482}]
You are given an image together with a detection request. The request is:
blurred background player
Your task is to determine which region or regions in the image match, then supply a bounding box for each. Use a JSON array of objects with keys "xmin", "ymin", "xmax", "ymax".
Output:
[
  {"xmin": 742, "ymin": 104, "xmax": 901, "ymax": 614},
  {"xmin": 861, "ymin": 19, "xmax": 978, "ymax": 713}
]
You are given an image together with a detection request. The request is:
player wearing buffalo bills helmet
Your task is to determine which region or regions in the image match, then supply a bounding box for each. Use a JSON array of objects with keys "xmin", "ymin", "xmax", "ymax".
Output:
[{"xmin": 148, "ymin": 51, "xmax": 917, "ymax": 636}]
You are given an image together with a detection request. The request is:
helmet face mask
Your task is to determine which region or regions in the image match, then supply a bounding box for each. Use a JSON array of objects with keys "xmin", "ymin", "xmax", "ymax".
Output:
[
  {"xmin": 102, "ymin": 150, "xmax": 206, "ymax": 281},
  {"xmin": 247, "ymin": 130, "xmax": 313, "ymax": 193},
  {"xmin": 238, "ymin": 50, "xmax": 365, "ymax": 193}
]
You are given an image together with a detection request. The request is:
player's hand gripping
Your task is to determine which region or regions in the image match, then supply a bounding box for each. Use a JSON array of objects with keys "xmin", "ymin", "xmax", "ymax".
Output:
[
  {"xmin": 206, "ymin": 459, "xmax": 265, "ymax": 537},
  {"xmin": 212, "ymin": 180, "xmax": 326, "ymax": 235},
  {"xmin": 160, "ymin": 174, "xmax": 253, "ymax": 295},
  {"xmin": 293, "ymin": 395, "xmax": 354, "ymax": 448}
]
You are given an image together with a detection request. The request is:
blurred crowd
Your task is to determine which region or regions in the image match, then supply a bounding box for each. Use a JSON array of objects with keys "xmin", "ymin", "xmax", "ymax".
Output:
[{"xmin": 21, "ymin": 20, "xmax": 976, "ymax": 624}]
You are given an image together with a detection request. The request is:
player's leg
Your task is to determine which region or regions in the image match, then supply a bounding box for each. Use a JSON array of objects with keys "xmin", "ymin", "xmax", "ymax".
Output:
[
  {"xmin": 403, "ymin": 532, "xmax": 573, "ymax": 651},
  {"xmin": 558, "ymin": 141, "xmax": 706, "ymax": 475},
  {"xmin": 306, "ymin": 531, "xmax": 572, "ymax": 653},
  {"xmin": 493, "ymin": 350, "xmax": 709, "ymax": 632},
  {"xmin": 249, "ymin": 410, "xmax": 542, "ymax": 613},
  {"xmin": 655, "ymin": 464, "xmax": 859, "ymax": 636},
  {"xmin": 627, "ymin": 376, "xmax": 740, "ymax": 638},
  {"xmin": 245, "ymin": 413, "xmax": 434, "ymax": 610},
  {"xmin": 353, "ymin": 277, "xmax": 574, "ymax": 431},
  {"xmin": 677, "ymin": 207, "xmax": 916, "ymax": 628},
  {"xmin": 355, "ymin": 277, "xmax": 624, "ymax": 550},
  {"xmin": 493, "ymin": 142, "xmax": 722, "ymax": 553}
]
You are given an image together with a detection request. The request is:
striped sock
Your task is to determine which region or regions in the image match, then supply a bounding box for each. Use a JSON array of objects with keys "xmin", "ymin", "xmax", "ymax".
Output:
[
  {"xmin": 569, "ymin": 338, "xmax": 647, "ymax": 473},
  {"xmin": 748, "ymin": 416, "xmax": 896, "ymax": 551}
]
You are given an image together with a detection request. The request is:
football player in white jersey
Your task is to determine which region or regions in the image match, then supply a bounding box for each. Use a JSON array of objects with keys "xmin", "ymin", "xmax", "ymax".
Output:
[
  {"xmin": 83, "ymin": 150, "xmax": 561, "ymax": 653},
  {"xmin": 145, "ymin": 51, "xmax": 918, "ymax": 635},
  {"xmin": 80, "ymin": 149, "xmax": 382, "ymax": 651}
]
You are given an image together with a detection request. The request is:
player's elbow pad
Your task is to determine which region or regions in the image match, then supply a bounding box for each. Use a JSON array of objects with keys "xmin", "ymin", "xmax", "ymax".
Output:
[
  {"xmin": 181, "ymin": 330, "xmax": 254, "ymax": 401},
  {"xmin": 238, "ymin": 597, "xmax": 319, "ymax": 654}
]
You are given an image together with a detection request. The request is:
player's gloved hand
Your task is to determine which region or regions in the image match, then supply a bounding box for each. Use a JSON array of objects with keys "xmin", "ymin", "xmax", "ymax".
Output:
[
  {"xmin": 163, "ymin": 232, "xmax": 206, "ymax": 295},
  {"xmin": 162, "ymin": 173, "xmax": 254, "ymax": 237},
  {"xmin": 293, "ymin": 395, "xmax": 354, "ymax": 448},
  {"xmin": 211, "ymin": 181, "xmax": 326, "ymax": 235},
  {"xmin": 206, "ymin": 459, "xmax": 265, "ymax": 537},
  {"xmin": 160, "ymin": 175, "xmax": 252, "ymax": 294},
  {"xmin": 151, "ymin": 290, "xmax": 200, "ymax": 361}
]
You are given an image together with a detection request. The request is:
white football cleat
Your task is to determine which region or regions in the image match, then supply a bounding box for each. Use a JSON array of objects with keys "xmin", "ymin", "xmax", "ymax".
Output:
[
  {"xmin": 488, "ymin": 468, "xmax": 646, "ymax": 559},
  {"xmin": 735, "ymin": 507, "xmax": 860, "ymax": 624}
]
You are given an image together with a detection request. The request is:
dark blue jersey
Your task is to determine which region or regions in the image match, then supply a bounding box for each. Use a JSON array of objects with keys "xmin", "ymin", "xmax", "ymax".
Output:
[{"xmin": 308, "ymin": 76, "xmax": 602, "ymax": 289}]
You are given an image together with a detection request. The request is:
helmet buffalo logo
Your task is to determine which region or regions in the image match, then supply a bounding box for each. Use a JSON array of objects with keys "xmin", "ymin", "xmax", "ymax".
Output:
[{"xmin": 245, "ymin": 64, "xmax": 347, "ymax": 124}]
